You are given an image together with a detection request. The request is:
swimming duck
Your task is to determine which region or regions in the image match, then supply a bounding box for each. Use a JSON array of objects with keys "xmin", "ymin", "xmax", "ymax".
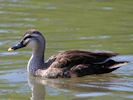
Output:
[{"xmin": 8, "ymin": 29, "xmax": 128, "ymax": 78}]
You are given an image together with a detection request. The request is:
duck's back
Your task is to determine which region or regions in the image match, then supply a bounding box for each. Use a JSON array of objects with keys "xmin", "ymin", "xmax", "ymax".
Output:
[
  {"xmin": 41, "ymin": 50, "xmax": 128, "ymax": 78},
  {"xmin": 52, "ymin": 50, "xmax": 118, "ymax": 67}
]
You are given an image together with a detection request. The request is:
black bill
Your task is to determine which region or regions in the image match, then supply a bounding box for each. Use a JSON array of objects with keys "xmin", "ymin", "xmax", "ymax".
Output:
[{"xmin": 8, "ymin": 42, "xmax": 26, "ymax": 51}]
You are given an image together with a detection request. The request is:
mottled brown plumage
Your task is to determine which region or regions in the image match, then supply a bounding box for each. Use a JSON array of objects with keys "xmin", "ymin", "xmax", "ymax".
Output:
[
  {"xmin": 8, "ymin": 29, "xmax": 128, "ymax": 78},
  {"xmin": 41, "ymin": 50, "xmax": 127, "ymax": 78}
]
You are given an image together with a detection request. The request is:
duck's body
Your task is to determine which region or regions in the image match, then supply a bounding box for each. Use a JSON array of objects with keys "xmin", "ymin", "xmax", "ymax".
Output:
[
  {"xmin": 8, "ymin": 29, "xmax": 128, "ymax": 78},
  {"xmin": 36, "ymin": 50, "xmax": 126, "ymax": 78}
]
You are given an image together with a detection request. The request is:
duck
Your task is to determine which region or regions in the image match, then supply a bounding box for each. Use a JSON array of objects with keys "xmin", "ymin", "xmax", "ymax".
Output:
[{"xmin": 8, "ymin": 29, "xmax": 128, "ymax": 78}]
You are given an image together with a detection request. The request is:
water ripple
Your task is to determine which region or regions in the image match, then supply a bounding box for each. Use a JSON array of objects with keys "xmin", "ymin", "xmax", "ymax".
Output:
[
  {"xmin": 0, "ymin": 29, "xmax": 9, "ymax": 33},
  {"xmin": 80, "ymin": 35, "xmax": 111, "ymax": 40},
  {"xmin": 75, "ymin": 92, "xmax": 111, "ymax": 97},
  {"xmin": 0, "ymin": 23, "xmax": 34, "ymax": 28},
  {"xmin": 101, "ymin": 7, "xmax": 113, "ymax": 11},
  {"xmin": 0, "ymin": 52, "xmax": 19, "ymax": 56},
  {"xmin": 0, "ymin": 3, "xmax": 57, "ymax": 10}
]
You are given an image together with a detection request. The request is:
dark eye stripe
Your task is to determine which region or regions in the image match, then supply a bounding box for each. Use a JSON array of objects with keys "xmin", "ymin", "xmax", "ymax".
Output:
[{"xmin": 23, "ymin": 35, "xmax": 32, "ymax": 40}]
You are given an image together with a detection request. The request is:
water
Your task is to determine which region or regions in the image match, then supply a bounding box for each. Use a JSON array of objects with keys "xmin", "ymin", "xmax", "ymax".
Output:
[{"xmin": 0, "ymin": 0, "xmax": 133, "ymax": 100}]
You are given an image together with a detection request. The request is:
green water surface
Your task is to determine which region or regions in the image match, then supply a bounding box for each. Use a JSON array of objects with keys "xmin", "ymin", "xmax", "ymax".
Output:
[{"xmin": 0, "ymin": 0, "xmax": 133, "ymax": 100}]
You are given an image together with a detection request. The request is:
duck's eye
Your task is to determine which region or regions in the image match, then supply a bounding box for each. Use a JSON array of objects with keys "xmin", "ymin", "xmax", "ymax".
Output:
[
  {"xmin": 32, "ymin": 31, "xmax": 37, "ymax": 34},
  {"xmin": 24, "ymin": 35, "xmax": 32, "ymax": 40},
  {"xmin": 32, "ymin": 31, "xmax": 39, "ymax": 34}
]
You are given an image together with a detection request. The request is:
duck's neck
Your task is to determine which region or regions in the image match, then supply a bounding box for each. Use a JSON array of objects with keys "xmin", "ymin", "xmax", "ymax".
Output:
[{"xmin": 27, "ymin": 45, "xmax": 46, "ymax": 75}]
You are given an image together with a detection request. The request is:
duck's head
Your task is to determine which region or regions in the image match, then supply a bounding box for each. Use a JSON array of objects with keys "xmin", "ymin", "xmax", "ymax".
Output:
[{"xmin": 8, "ymin": 29, "xmax": 45, "ymax": 51}]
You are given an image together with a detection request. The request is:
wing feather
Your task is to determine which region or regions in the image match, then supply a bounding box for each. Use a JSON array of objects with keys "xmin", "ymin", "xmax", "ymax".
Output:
[{"xmin": 49, "ymin": 50, "xmax": 117, "ymax": 68}]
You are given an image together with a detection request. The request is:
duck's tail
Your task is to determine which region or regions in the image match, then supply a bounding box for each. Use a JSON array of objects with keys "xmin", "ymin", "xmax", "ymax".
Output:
[
  {"xmin": 92, "ymin": 59, "xmax": 129, "ymax": 74},
  {"xmin": 108, "ymin": 60, "xmax": 129, "ymax": 69},
  {"xmin": 95, "ymin": 59, "xmax": 129, "ymax": 74}
]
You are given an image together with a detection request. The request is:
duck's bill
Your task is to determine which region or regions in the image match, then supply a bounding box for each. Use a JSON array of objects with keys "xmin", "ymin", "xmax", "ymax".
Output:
[{"xmin": 8, "ymin": 42, "xmax": 26, "ymax": 51}]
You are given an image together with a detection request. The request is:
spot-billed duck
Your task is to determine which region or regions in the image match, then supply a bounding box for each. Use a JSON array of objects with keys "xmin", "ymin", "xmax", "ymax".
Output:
[{"xmin": 8, "ymin": 29, "xmax": 128, "ymax": 78}]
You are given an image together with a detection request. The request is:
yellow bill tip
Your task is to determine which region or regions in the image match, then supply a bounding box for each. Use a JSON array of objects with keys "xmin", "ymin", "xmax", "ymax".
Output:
[{"xmin": 8, "ymin": 48, "xmax": 14, "ymax": 51}]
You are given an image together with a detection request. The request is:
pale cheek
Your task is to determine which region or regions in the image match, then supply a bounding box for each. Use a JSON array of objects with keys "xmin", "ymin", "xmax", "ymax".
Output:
[{"xmin": 27, "ymin": 41, "xmax": 37, "ymax": 48}]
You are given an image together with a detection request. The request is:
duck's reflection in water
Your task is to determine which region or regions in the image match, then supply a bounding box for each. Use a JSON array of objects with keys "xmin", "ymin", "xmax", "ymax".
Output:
[
  {"xmin": 28, "ymin": 74, "xmax": 123, "ymax": 100},
  {"xmin": 28, "ymin": 75, "xmax": 46, "ymax": 100}
]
